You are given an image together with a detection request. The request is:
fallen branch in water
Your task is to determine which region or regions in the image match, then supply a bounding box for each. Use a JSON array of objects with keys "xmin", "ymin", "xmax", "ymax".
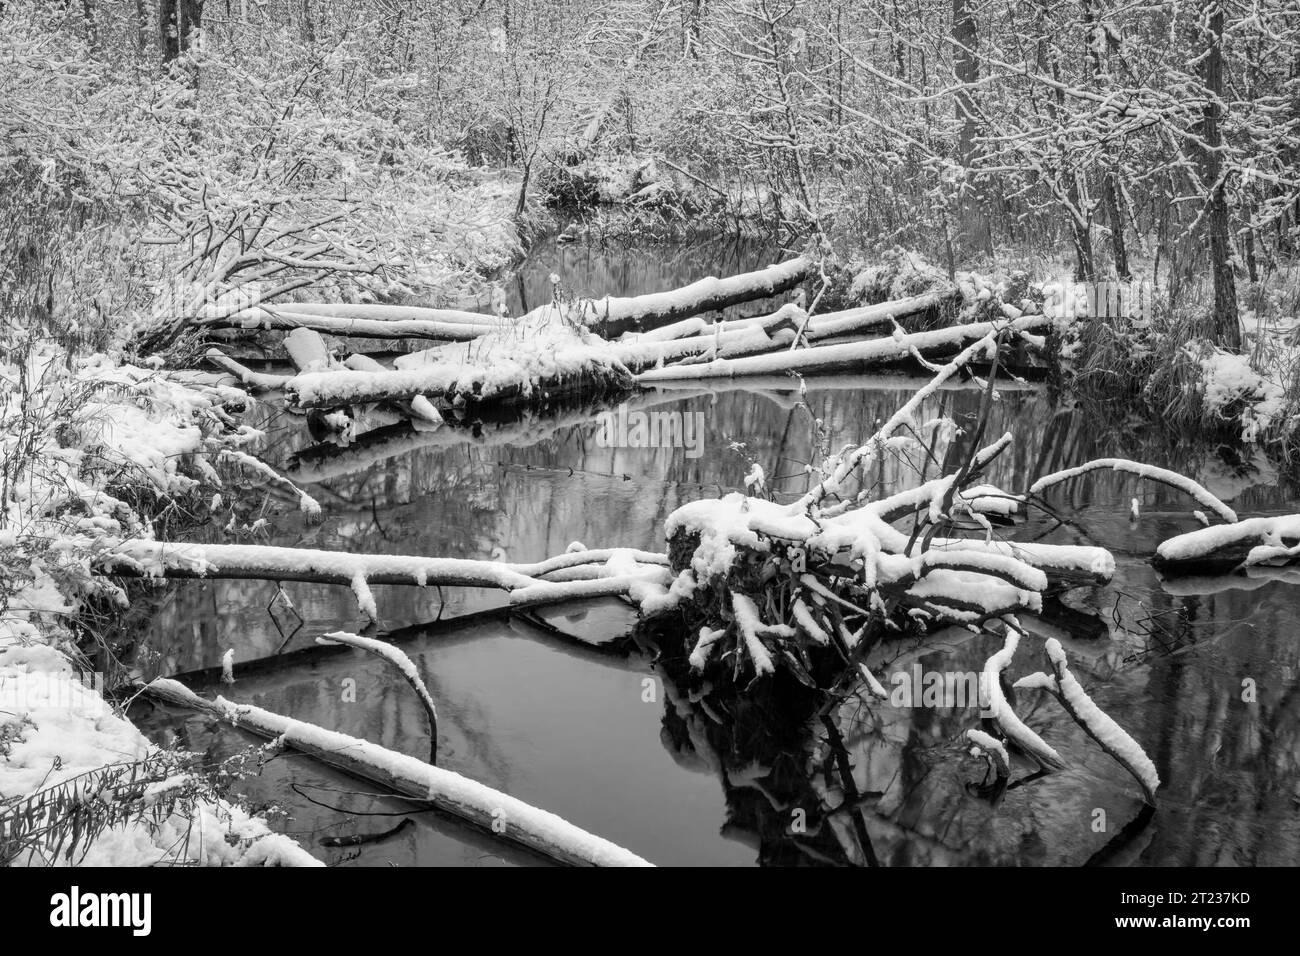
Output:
[
  {"xmin": 1014, "ymin": 638, "xmax": 1160, "ymax": 805},
  {"xmin": 316, "ymin": 631, "xmax": 439, "ymax": 764},
  {"xmin": 143, "ymin": 679, "xmax": 653, "ymax": 866},
  {"xmin": 966, "ymin": 729, "xmax": 1011, "ymax": 779},
  {"xmin": 637, "ymin": 343, "xmax": 1116, "ymax": 688},
  {"xmin": 1029, "ymin": 458, "xmax": 1237, "ymax": 523},
  {"xmin": 979, "ymin": 619, "xmax": 1067, "ymax": 771},
  {"xmin": 1154, "ymin": 514, "xmax": 1300, "ymax": 575},
  {"xmin": 95, "ymin": 539, "xmax": 670, "ymax": 622}
]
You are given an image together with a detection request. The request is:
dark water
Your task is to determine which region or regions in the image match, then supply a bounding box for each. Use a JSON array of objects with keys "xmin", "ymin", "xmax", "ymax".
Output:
[{"xmin": 131, "ymin": 239, "xmax": 1300, "ymax": 866}]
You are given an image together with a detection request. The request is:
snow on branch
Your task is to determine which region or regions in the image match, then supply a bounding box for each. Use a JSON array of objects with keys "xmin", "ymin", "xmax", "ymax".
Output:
[
  {"xmin": 285, "ymin": 314, "xmax": 633, "ymax": 410},
  {"xmin": 1155, "ymin": 514, "xmax": 1300, "ymax": 572},
  {"xmin": 978, "ymin": 619, "xmax": 1067, "ymax": 771},
  {"xmin": 1015, "ymin": 639, "xmax": 1160, "ymax": 805},
  {"xmin": 96, "ymin": 539, "xmax": 671, "ymax": 622},
  {"xmin": 317, "ymin": 631, "xmax": 439, "ymax": 764},
  {"xmin": 966, "ymin": 728, "xmax": 1011, "ymax": 779},
  {"xmin": 567, "ymin": 256, "xmax": 813, "ymax": 338},
  {"xmin": 1029, "ymin": 458, "xmax": 1237, "ymax": 523},
  {"xmin": 636, "ymin": 314, "xmax": 1048, "ymax": 385}
]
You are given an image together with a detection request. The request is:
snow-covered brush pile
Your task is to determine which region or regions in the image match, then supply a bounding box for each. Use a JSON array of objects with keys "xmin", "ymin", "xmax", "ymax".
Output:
[
  {"xmin": 627, "ymin": 338, "xmax": 1258, "ymax": 808},
  {"xmin": 636, "ymin": 331, "xmax": 1113, "ymax": 687}
]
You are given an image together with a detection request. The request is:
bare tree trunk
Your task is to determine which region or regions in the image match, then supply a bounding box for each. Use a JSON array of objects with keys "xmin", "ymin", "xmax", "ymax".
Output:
[
  {"xmin": 1037, "ymin": 2, "xmax": 1093, "ymax": 279},
  {"xmin": 160, "ymin": 0, "xmax": 204, "ymax": 63},
  {"xmin": 683, "ymin": 0, "xmax": 702, "ymax": 58},
  {"xmin": 1103, "ymin": 178, "xmax": 1130, "ymax": 280},
  {"xmin": 1198, "ymin": 0, "xmax": 1240, "ymax": 349},
  {"xmin": 952, "ymin": 0, "xmax": 990, "ymax": 256},
  {"xmin": 134, "ymin": 0, "xmax": 148, "ymax": 54},
  {"xmin": 80, "ymin": 0, "xmax": 98, "ymax": 52},
  {"xmin": 1083, "ymin": 0, "xmax": 1129, "ymax": 280},
  {"xmin": 516, "ymin": 161, "xmax": 531, "ymax": 216}
]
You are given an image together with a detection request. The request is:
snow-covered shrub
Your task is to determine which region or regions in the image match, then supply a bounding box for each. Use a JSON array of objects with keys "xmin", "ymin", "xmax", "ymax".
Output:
[{"xmin": 0, "ymin": 8, "xmax": 521, "ymax": 363}]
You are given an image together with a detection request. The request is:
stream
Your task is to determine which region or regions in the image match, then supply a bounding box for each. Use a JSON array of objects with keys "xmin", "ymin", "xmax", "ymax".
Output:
[{"xmin": 130, "ymin": 236, "xmax": 1300, "ymax": 866}]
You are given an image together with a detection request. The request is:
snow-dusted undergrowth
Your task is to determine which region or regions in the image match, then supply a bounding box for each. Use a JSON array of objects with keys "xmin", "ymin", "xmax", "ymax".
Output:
[{"xmin": 0, "ymin": 344, "xmax": 320, "ymax": 865}]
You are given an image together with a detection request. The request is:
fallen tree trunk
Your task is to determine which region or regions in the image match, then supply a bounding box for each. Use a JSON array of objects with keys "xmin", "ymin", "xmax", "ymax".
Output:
[
  {"xmin": 95, "ymin": 539, "xmax": 670, "ymax": 622},
  {"xmin": 561, "ymin": 256, "xmax": 813, "ymax": 338},
  {"xmin": 204, "ymin": 349, "xmax": 293, "ymax": 392},
  {"xmin": 144, "ymin": 679, "xmax": 653, "ymax": 866},
  {"xmin": 209, "ymin": 309, "xmax": 499, "ymax": 342},
  {"xmin": 610, "ymin": 295, "xmax": 945, "ymax": 372},
  {"xmin": 611, "ymin": 304, "xmax": 803, "ymax": 371},
  {"xmin": 1153, "ymin": 514, "xmax": 1300, "ymax": 575},
  {"xmin": 643, "ymin": 371, "xmax": 1043, "ymax": 398},
  {"xmin": 235, "ymin": 302, "xmax": 502, "ymax": 326},
  {"xmin": 283, "ymin": 327, "xmax": 334, "ymax": 372},
  {"xmin": 634, "ymin": 314, "xmax": 1050, "ymax": 383},
  {"xmin": 286, "ymin": 316, "xmax": 634, "ymax": 410}
]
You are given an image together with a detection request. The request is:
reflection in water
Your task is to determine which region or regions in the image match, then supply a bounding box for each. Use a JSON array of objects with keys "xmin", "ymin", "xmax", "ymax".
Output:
[{"xmin": 131, "ymin": 239, "xmax": 1300, "ymax": 866}]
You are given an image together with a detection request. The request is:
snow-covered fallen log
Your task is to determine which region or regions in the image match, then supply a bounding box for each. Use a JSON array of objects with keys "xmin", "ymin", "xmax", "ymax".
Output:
[
  {"xmin": 283, "ymin": 327, "xmax": 335, "ymax": 373},
  {"xmin": 1153, "ymin": 514, "xmax": 1300, "ymax": 574},
  {"xmin": 610, "ymin": 304, "xmax": 805, "ymax": 370},
  {"xmin": 643, "ymin": 371, "xmax": 1043, "ymax": 399},
  {"xmin": 96, "ymin": 540, "xmax": 531, "ymax": 622},
  {"xmin": 610, "ymin": 294, "xmax": 949, "ymax": 372},
  {"xmin": 634, "ymin": 314, "xmax": 1050, "ymax": 383},
  {"xmin": 211, "ymin": 308, "xmax": 500, "ymax": 342},
  {"xmin": 1030, "ymin": 458, "xmax": 1237, "ymax": 523},
  {"xmin": 248, "ymin": 301, "xmax": 503, "ymax": 326},
  {"xmin": 1014, "ymin": 638, "xmax": 1160, "ymax": 804},
  {"xmin": 204, "ymin": 348, "xmax": 293, "ymax": 392},
  {"xmin": 144, "ymin": 679, "xmax": 653, "ymax": 867},
  {"xmin": 95, "ymin": 539, "xmax": 669, "ymax": 623},
  {"xmin": 286, "ymin": 313, "xmax": 633, "ymax": 410},
  {"xmin": 561, "ymin": 256, "xmax": 812, "ymax": 338}
]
